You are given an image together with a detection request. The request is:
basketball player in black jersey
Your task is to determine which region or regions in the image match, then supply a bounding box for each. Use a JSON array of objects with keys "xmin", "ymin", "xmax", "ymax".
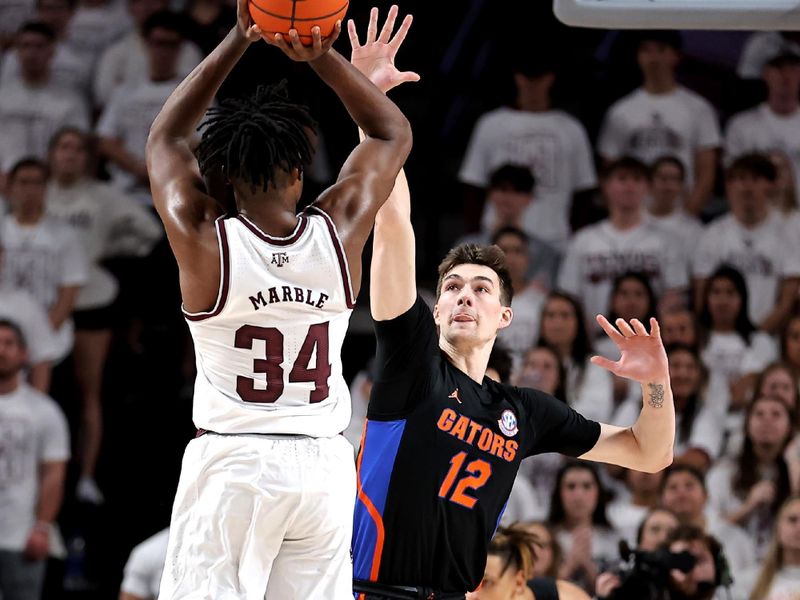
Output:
[{"xmin": 348, "ymin": 10, "xmax": 675, "ymax": 600}]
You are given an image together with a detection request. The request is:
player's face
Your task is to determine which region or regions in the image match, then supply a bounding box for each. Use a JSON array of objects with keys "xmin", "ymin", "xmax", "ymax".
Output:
[
  {"xmin": 637, "ymin": 41, "xmax": 679, "ymax": 77},
  {"xmin": 560, "ymin": 468, "xmax": 598, "ymax": 521},
  {"xmin": 661, "ymin": 472, "xmax": 706, "ymax": 519},
  {"xmin": 469, "ymin": 555, "xmax": 525, "ymax": 600},
  {"xmin": 493, "ymin": 233, "xmax": 529, "ymax": 282},
  {"xmin": 603, "ymin": 171, "xmax": 648, "ymax": 214},
  {"xmin": 747, "ymin": 398, "xmax": 791, "ymax": 447},
  {"xmin": 785, "ymin": 317, "xmax": 800, "ymax": 368},
  {"xmin": 434, "ymin": 264, "xmax": 512, "ymax": 346},
  {"xmin": 51, "ymin": 132, "xmax": 88, "ymax": 179},
  {"xmin": 651, "ymin": 162, "xmax": 685, "ymax": 208},
  {"xmin": 0, "ymin": 327, "xmax": 27, "ymax": 379},
  {"xmin": 660, "ymin": 311, "xmax": 696, "ymax": 347},
  {"xmin": 612, "ymin": 278, "xmax": 650, "ymax": 322},
  {"xmin": 541, "ymin": 297, "xmax": 577, "ymax": 348},
  {"xmin": 759, "ymin": 368, "xmax": 797, "ymax": 410},
  {"xmin": 520, "ymin": 348, "xmax": 560, "ymax": 395},
  {"xmin": 667, "ymin": 349, "xmax": 701, "ymax": 401},
  {"xmin": 706, "ymin": 277, "xmax": 741, "ymax": 329},
  {"xmin": 668, "ymin": 540, "xmax": 715, "ymax": 597},
  {"xmin": 725, "ymin": 172, "xmax": 773, "ymax": 225},
  {"xmin": 639, "ymin": 510, "xmax": 678, "ymax": 552},
  {"xmin": 16, "ymin": 31, "xmax": 54, "ymax": 77},
  {"xmin": 7, "ymin": 166, "xmax": 47, "ymax": 212},
  {"xmin": 777, "ymin": 499, "xmax": 800, "ymax": 552}
]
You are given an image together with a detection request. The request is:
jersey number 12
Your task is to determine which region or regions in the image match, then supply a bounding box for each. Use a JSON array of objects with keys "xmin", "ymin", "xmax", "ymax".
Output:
[
  {"xmin": 234, "ymin": 322, "xmax": 330, "ymax": 404},
  {"xmin": 438, "ymin": 451, "xmax": 492, "ymax": 509}
]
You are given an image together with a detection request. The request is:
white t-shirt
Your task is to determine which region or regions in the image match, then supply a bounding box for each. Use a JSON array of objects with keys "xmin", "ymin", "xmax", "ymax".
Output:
[
  {"xmin": 701, "ymin": 331, "xmax": 778, "ymax": 384},
  {"xmin": 0, "ymin": 79, "xmax": 90, "ymax": 171},
  {"xmin": 0, "ymin": 383, "xmax": 70, "ymax": 552},
  {"xmin": 94, "ymin": 32, "xmax": 201, "ymax": 108},
  {"xmin": 606, "ymin": 500, "xmax": 649, "ymax": 547},
  {"xmin": 96, "ymin": 78, "xmax": 181, "ymax": 203},
  {"xmin": 725, "ymin": 103, "xmax": 800, "ymax": 191},
  {"xmin": 497, "ymin": 284, "xmax": 545, "ymax": 363},
  {"xmin": 500, "ymin": 473, "xmax": 544, "ymax": 526},
  {"xmin": 558, "ymin": 219, "xmax": 688, "ymax": 327},
  {"xmin": 0, "ymin": 287, "xmax": 60, "ymax": 364},
  {"xmin": 693, "ymin": 211, "xmax": 800, "ymax": 325},
  {"xmin": 705, "ymin": 512, "xmax": 757, "ymax": 577},
  {"xmin": 732, "ymin": 565, "xmax": 800, "ymax": 600},
  {"xmin": 46, "ymin": 178, "xmax": 162, "ymax": 309},
  {"xmin": 598, "ymin": 86, "xmax": 721, "ymax": 182},
  {"xmin": 120, "ymin": 528, "xmax": 170, "ymax": 600},
  {"xmin": 517, "ymin": 452, "xmax": 566, "ymax": 522},
  {"xmin": 459, "ymin": 107, "xmax": 597, "ymax": 244},
  {"xmin": 646, "ymin": 210, "xmax": 703, "ymax": 267},
  {"xmin": 0, "ymin": 43, "xmax": 93, "ymax": 100},
  {"xmin": 565, "ymin": 357, "xmax": 615, "ymax": 424},
  {"xmin": 738, "ymin": 32, "xmax": 800, "ymax": 79},
  {"xmin": 64, "ymin": 1, "xmax": 133, "ymax": 69}
]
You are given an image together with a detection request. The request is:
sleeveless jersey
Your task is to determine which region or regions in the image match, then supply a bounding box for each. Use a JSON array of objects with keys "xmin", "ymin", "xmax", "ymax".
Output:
[{"xmin": 184, "ymin": 207, "xmax": 355, "ymax": 437}]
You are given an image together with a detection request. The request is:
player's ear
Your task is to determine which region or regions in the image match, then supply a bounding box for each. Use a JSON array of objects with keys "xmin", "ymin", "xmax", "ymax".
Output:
[
  {"xmin": 514, "ymin": 568, "xmax": 526, "ymax": 592},
  {"xmin": 433, "ymin": 302, "xmax": 441, "ymax": 325},
  {"xmin": 497, "ymin": 306, "xmax": 513, "ymax": 330}
]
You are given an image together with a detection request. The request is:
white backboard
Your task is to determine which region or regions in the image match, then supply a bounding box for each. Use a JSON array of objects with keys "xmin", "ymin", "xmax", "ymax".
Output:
[{"xmin": 554, "ymin": 0, "xmax": 800, "ymax": 30}]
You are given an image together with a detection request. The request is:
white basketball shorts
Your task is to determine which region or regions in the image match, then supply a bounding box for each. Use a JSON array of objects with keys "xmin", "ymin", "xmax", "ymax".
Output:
[{"xmin": 158, "ymin": 432, "xmax": 356, "ymax": 599}]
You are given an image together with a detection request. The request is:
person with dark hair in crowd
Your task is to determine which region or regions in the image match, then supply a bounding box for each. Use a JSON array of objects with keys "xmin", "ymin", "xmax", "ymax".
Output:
[
  {"xmin": 660, "ymin": 308, "xmax": 698, "ymax": 349},
  {"xmin": 598, "ymin": 31, "xmax": 720, "ymax": 216},
  {"xmin": 457, "ymin": 164, "xmax": 560, "ymax": 291},
  {"xmin": 184, "ymin": 0, "xmax": 236, "ymax": 55},
  {"xmin": 664, "ymin": 526, "xmax": 729, "ymax": 600},
  {"xmin": 781, "ymin": 311, "xmax": 800, "ymax": 375},
  {"xmin": 646, "ymin": 156, "xmax": 703, "ymax": 263},
  {"xmin": 707, "ymin": 395, "xmax": 795, "ymax": 558},
  {"xmin": 0, "ymin": 21, "xmax": 89, "ymax": 178},
  {"xmin": 94, "ymin": 0, "xmax": 203, "ymax": 108},
  {"xmin": 466, "ymin": 526, "xmax": 590, "ymax": 600},
  {"xmin": 0, "ymin": 319, "xmax": 70, "ymax": 600},
  {"xmin": 698, "ymin": 265, "xmax": 778, "ymax": 412},
  {"xmin": 660, "ymin": 464, "xmax": 755, "ymax": 575},
  {"xmin": 596, "ymin": 272, "xmax": 658, "ymax": 361},
  {"xmin": 694, "ymin": 154, "xmax": 800, "ymax": 334},
  {"xmin": 726, "ymin": 53, "xmax": 800, "ymax": 192},
  {"xmin": 536, "ymin": 292, "xmax": 614, "ymax": 423},
  {"xmin": 147, "ymin": 2, "xmax": 412, "ymax": 596},
  {"xmin": 559, "ymin": 157, "xmax": 688, "ymax": 331},
  {"xmin": 97, "ymin": 10, "xmax": 188, "ymax": 205},
  {"xmin": 459, "ymin": 57, "xmax": 596, "ymax": 248}
]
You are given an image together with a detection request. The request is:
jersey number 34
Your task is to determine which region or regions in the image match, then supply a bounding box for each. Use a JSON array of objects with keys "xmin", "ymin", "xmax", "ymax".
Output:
[{"xmin": 234, "ymin": 322, "xmax": 330, "ymax": 404}]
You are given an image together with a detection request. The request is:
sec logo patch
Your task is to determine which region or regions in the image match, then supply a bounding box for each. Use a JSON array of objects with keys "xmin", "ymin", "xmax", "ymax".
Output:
[{"xmin": 498, "ymin": 409, "xmax": 518, "ymax": 437}]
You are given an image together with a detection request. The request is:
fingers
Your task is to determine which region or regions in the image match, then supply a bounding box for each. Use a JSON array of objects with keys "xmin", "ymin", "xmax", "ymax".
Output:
[
  {"xmin": 311, "ymin": 25, "xmax": 322, "ymax": 52},
  {"xmin": 649, "ymin": 316, "xmax": 661, "ymax": 339},
  {"xmin": 615, "ymin": 318, "xmax": 636, "ymax": 337},
  {"xmin": 288, "ymin": 28, "xmax": 305, "ymax": 52},
  {"xmin": 347, "ymin": 18, "xmax": 360, "ymax": 48},
  {"xmin": 590, "ymin": 355, "xmax": 620, "ymax": 375},
  {"xmin": 378, "ymin": 4, "xmax": 399, "ymax": 44},
  {"xmin": 246, "ymin": 24, "xmax": 261, "ymax": 41},
  {"xmin": 399, "ymin": 70, "xmax": 421, "ymax": 84},
  {"xmin": 390, "ymin": 14, "xmax": 413, "ymax": 51},
  {"xmin": 631, "ymin": 318, "xmax": 648, "ymax": 336},
  {"xmin": 596, "ymin": 314, "xmax": 625, "ymax": 344},
  {"xmin": 269, "ymin": 32, "xmax": 292, "ymax": 53},
  {"xmin": 366, "ymin": 6, "xmax": 379, "ymax": 44}
]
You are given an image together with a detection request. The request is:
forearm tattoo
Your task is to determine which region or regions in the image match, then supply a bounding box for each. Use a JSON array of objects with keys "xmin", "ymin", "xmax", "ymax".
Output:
[{"xmin": 648, "ymin": 383, "xmax": 665, "ymax": 409}]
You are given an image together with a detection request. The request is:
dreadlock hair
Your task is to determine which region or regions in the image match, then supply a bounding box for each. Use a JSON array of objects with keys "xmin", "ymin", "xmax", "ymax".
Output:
[{"xmin": 195, "ymin": 81, "xmax": 317, "ymax": 193}]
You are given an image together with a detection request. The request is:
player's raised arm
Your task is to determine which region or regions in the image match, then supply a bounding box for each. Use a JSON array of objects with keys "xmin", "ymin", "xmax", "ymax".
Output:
[
  {"xmin": 268, "ymin": 8, "xmax": 413, "ymax": 288},
  {"xmin": 579, "ymin": 316, "xmax": 675, "ymax": 473},
  {"xmin": 347, "ymin": 6, "xmax": 419, "ymax": 320}
]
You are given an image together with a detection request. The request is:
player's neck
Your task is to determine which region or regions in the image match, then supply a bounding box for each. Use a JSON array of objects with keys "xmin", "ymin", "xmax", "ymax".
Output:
[
  {"xmin": 643, "ymin": 76, "xmax": 677, "ymax": 95},
  {"xmin": 439, "ymin": 338, "xmax": 491, "ymax": 384},
  {"xmin": 238, "ymin": 199, "xmax": 301, "ymax": 238},
  {"xmin": 0, "ymin": 374, "xmax": 20, "ymax": 395}
]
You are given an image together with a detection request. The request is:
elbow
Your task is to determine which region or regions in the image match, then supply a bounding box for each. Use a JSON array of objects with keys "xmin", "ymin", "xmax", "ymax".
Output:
[
  {"xmin": 642, "ymin": 447, "xmax": 674, "ymax": 473},
  {"xmin": 390, "ymin": 115, "xmax": 413, "ymax": 158}
]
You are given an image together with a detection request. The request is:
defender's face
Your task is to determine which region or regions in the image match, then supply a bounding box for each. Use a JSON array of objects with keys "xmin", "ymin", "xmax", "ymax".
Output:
[{"xmin": 434, "ymin": 264, "xmax": 512, "ymax": 348}]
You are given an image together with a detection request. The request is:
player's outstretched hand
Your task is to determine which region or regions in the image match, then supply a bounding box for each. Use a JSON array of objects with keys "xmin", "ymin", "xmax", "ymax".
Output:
[
  {"xmin": 236, "ymin": 0, "xmax": 264, "ymax": 42},
  {"xmin": 591, "ymin": 315, "xmax": 669, "ymax": 383},
  {"xmin": 348, "ymin": 5, "xmax": 420, "ymax": 93},
  {"xmin": 265, "ymin": 23, "xmax": 341, "ymax": 61}
]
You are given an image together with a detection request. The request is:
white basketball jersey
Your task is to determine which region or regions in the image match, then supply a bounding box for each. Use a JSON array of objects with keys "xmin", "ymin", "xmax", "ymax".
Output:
[{"xmin": 184, "ymin": 207, "xmax": 355, "ymax": 437}]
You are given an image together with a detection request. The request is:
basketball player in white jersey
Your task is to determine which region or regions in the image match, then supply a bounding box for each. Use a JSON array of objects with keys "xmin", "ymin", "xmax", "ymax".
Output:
[{"xmin": 145, "ymin": 0, "xmax": 412, "ymax": 597}]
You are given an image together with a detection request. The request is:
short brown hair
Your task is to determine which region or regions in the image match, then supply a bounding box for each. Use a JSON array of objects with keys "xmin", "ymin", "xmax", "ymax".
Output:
[{"xmin": 436, "ymin": 244, "xmax": 514, "ymax": 306}]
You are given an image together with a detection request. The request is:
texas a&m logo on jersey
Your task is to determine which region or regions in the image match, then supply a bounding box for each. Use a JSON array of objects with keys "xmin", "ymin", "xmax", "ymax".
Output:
[
  {"xmin": 271, "ymin": 252, "xmax": 289, "ymax": 267},
  {"xmin": 498, "ymin": 409, "xmax": 518, "ymax": 437}
]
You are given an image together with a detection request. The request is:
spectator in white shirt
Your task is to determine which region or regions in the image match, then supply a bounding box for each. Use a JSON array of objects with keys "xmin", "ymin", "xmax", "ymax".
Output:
[
  {"xmin": 726, "ymin": 54, "xmax": 800, "ymax": 193},
  {"xmin": 558, "ymin": 157, "xmax": 688, "ymax": 328},
  {"xmin": 607, "ymin": 468, "xmax": 664, "ymax": 546},
  {"xmin": 0, "ymin": 22, "xmax": 89, "ymax": 176},
  {"xmin": 698, "ymin": 265, "xmax": 779, "ymax": 412},
  {"xmin": 97, "ymin": 10, "xmax": 185, "ymax": 204},
  {"xmin": 93, "ymin": 0, "xmax": 202, "ymax": 108},
  {"xmin": 0, "ymin": 319, "xmax": 69, "ymax": 600},
  {"xmin": 708, "ymin": 395, "xmax": 795, "ymax": 559},
  {"xmin": 459, "ymin": 57, "xmax": 597, "ymax": 246},
  {"xmin": 536, "ymin": 292, "xmax": 614, "ymax": 423},
  {"xmin": 63, "ymin": 0, "xmax": 132, "ymax": 69},
  {"xmin": 693, "ymin": 154, "xmax": 800, "ymax": 333},
  {"xmin": 660, "ymin": 464, "xmax": 757, "ymax": 576},
  {"xmin": 120, "ymin": 528, "xmax": 169, "ymax": 600},
  {"xmin": 598, "ymin": 31, "xmax": 720, "ymax": 216},
  {"xmin": 647, "ymin": 156, "xmax": 703, "ymax": 264},
  {"xmin": 733, "ymin": 495, "xmax": 800, "ymax": 600}
]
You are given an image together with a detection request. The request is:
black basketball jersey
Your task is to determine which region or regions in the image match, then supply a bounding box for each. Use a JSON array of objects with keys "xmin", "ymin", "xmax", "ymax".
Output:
[{"xmin": 352, "ymin": 296, "xmax": 601, "ymax": 594}]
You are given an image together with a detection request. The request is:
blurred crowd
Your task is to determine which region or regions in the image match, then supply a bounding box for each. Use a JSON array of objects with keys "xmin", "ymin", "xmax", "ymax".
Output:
[{"xmin": 0, "ymin": 0, "xmax": 799, "ymax": 599}]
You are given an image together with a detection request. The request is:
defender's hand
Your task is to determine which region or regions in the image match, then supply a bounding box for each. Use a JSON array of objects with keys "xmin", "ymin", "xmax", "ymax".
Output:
[
  {"xmin": 265, "ymin": 23, "xmax": 341, "ymax": 61},
  {"xmin": 348, "ymin": 5, "xmax": 419, "ymax": 93},
  {"xmin": 591, "ymin": 316, "xmax": 669, "ymax": 384}
]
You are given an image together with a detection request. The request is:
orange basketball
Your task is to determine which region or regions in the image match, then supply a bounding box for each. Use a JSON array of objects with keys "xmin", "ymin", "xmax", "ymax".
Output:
[{"xmin": 249, "ymin": 0, "xmax": 348, "ymax": 45}]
